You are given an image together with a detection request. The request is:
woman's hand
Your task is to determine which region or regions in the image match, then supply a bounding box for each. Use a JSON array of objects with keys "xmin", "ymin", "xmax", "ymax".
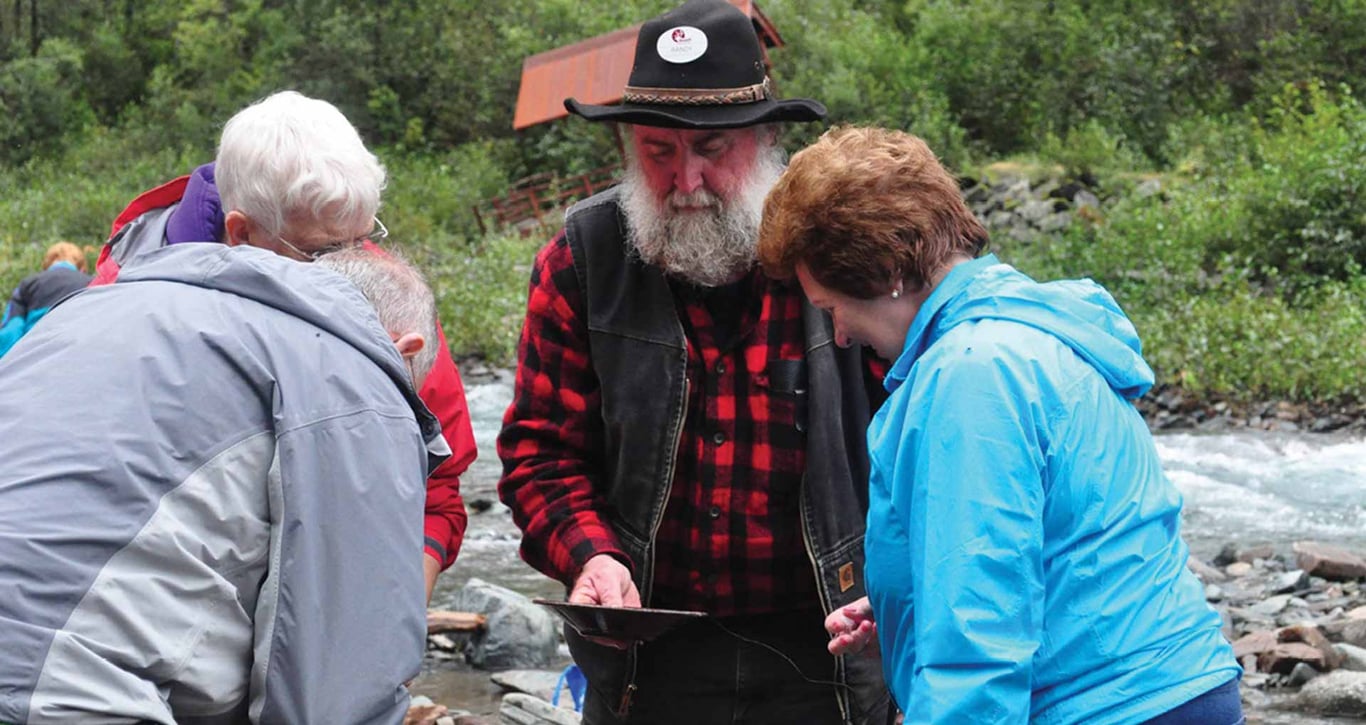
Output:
[{"xmin": 824, "ymin": 596, "xmax": 878, "ymax": 656}]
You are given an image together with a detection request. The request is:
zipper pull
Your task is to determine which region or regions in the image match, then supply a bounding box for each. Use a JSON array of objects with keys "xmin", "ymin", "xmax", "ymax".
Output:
[{"xmin": 616, "ymin": 683, "xmax": 637, "ymax": 718}]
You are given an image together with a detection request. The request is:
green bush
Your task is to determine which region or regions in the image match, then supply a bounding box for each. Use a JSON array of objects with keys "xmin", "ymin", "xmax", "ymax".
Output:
[
  {"xmin": 381, "ymin": 139, "xmax": 519, "ymax": 241},
  {"xmin": 1006, "ymin": 82, "xmax": 1366, "ymax": 402},
  {"xmin": 408, "ymin": 231, "xmax": 543, "ymax": 365},
  {"xmin": 1139, "ymin": 277, "xmax": 1366, "ymax": 402},
  {"xmin": 1201, "ymin": 83, "xmax": 1366, "ymax": 292},
  {"xmin": 0, "ymin": 39, "xmax": 95, "ymax": 165},
  {"xmin": 0, "ymin": 127, "xmax": 204, "ymax": 249},
  {"xmin": 1038, "ymin": 120, "xmax": 1147, "ymax": 182}
]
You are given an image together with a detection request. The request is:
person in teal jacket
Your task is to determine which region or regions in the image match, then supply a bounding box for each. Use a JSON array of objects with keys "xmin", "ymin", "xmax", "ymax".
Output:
[
  {"xmin": 757, "ymin": 126, "xmax": 1242, "ymax": 724},
  {"xmin": 0, "ymin": 242, "xmax": 92, "ymax": 359}
]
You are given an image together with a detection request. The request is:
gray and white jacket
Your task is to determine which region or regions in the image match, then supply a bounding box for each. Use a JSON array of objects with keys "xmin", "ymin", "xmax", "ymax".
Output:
[{"xmin": 0, "ymin": 244, "xmax": 449, "ymax": 724}]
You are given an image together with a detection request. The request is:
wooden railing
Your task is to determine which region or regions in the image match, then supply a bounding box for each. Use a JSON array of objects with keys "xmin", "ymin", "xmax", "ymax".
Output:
[{"xmin": 473, "ymin": 164, "xmax": 622, "ymax": 236}]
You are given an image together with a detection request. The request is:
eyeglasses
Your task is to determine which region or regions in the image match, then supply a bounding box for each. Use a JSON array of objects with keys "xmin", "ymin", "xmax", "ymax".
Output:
[{"xmin": 277, "ymin": 217, "xmax": 388, "ymax": 261}]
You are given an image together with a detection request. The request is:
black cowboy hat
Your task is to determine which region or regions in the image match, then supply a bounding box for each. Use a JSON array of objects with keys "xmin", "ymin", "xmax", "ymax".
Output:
[{"xmin": 564, "ymin": 0, "xmax": 826, "ymax": 129}]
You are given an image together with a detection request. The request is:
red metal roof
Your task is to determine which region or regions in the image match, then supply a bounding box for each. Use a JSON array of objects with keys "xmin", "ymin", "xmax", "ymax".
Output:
[{"xmin": 513, "ymin": 0, "xmax": 783, "ymax": 130}]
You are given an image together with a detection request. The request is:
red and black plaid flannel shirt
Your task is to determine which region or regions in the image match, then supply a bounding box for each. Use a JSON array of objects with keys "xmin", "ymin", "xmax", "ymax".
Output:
[{"xmin": 498, "ymin": 233, "xmax": 820, "ymax": 617}]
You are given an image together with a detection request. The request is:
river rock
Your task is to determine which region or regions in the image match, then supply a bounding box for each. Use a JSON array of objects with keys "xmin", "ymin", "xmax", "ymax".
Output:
[
  {"xmin": 1232, "ymin": 630, "xmax": 1278, "ymax": 660},
  {"xmin": 1349, "ymin": 606, "xmax": 1366, "ymax": 620},
  {"xmin": 1018, "ymin": 199, "xmax": 1055, "ymax": 225},
  {"xmin": 1297, "ymin": 670, "xmax": 1366, "ymax": 717},
  {"xmin": 491, "ymin": 670, "xmax": 569, "ymax": 703},
  {"xmin": 1288, "ymin": 662, "xmax": 1321, "ymax": 687},
  {"xmin": 1188, "ymin": 556, "xmax": 1228, "ymax": 584},
  {"xmin": 1238, "ymin": 544, "xmax": 1277, "ymax": 563},
  {"xmin": 1072, "ymin": 189, "xmax": 1100, "ymax": 209},
  {"xmin": 1273, "ymin": 570, "xmax": 1310, "ymax": 594},
  {"xmin": 1294, "ymin": 542, "xmax": 1366, "ymax": 581},
  {"xmin": 1342, "ymin": 621, "xmax": 1366, "ymax": 649},
  {"xmin": 1249, "ymin": 594, "xmax": 1292, "ymax": 616},
  {"xmin": 1039, "ymin": 212, "xmax": 1072, "ymax": 233},
  {"xmin": 452, "ymin": 578, "xmax": 559, "ymax": 670},
  {"xmin": 1260, "ymin": 642, "xmax": 1331, "ymax": 674},
  {"xmin": 499, "ymin": 693, "xmax": 582, "ymax": 725},
  {"xmin": 1226, "ymin": 562, "xmax": 1253, "ymax": 578},
  {"xmin": 1230, "ymin": 606, "xmax": 1276, "ymax": 629},
  {"xmin": 1280, "ymin": 623, "xmax": 1343, "ymax": 671},
  {"xmin": 1337, "ymin": 643, "xmax": 1366, "ymax": 672},
  {"xmin": 1213, "ymin": 543, "xmax": 1239, "ymax": 567}
]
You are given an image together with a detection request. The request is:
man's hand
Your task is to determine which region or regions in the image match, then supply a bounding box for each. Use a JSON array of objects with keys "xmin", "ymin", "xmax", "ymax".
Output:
[
  {"xmin": 423, "ymin": 554, "xmax": 441, "ymax": 605},
  {"xmin": 568, "ymin": 554, "xmax": 641, "ymax": 650},
  {"xmin": 824, "ymin": 596, "xmax": 878, "ymax": 656},
  {"xmin": 570, "ymin": 554, "xmax": 641, "ymax": 607}
]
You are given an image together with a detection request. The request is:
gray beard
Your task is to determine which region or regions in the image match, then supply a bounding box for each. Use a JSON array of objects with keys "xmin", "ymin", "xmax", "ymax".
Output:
[{"xmin": 619, "ymin": 144, "xmax": 786, "ymax": 288}]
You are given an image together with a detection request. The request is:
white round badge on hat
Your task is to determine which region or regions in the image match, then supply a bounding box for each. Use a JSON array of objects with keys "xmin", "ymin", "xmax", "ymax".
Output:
[{"xmin": 656, "ymin": 26, "xmax": 708, "ymax": 64}]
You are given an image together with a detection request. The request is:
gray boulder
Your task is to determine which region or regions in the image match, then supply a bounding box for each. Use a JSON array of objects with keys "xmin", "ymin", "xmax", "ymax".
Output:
[
  {"xmin": 1297, "ymin": 670, "xmax": 1366, "ymax": 718},
  {"xmin": 1336, "ymin": 643, "xmax": 1366, "ymax": 672},
  {"xmin": 452, "ymin": 578, "xmax": 559, "ymax": 670},
  {"xmin": 492, "ymin": 669, "xmax": 569, "ymax": 702},
  {"xmin": 1294, "ymin": 541, "xmax": 1366, "ymax": 581},
  {"xmin": 499, "ymin": 693, "xmax": 581, "ymax": 725}
]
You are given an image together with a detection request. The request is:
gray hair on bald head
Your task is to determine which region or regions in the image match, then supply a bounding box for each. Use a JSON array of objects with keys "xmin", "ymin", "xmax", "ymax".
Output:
[{"xmin": 315, "ymin": 247, "xmax": 439, "ymax": 383}]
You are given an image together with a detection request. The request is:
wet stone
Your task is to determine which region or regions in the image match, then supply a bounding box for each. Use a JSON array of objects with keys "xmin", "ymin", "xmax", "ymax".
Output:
[
  {"xmin": 1288, "ymin": 662, "xmax": 1321, "ymax": 687},
  {"xmin": 1337, "ymin": 643, "xmax": 1366, "ymax": 672},
  {"xmin": 1297, "ymin": 671, "xmax": 1366, "ymax": 718},
  {"xmin": 1294, "ymin": 541, "xmax": 1366, "ymax": 581},
  {"xmin": 1273, "ymin": 570, "xmax": 1310, "ymax": 594},
  {"xmin": 1250, "ymin": 595, "xmax": 1292, "ymax": 616}
]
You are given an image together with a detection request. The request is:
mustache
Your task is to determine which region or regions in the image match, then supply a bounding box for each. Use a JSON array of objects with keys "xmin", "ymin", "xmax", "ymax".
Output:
[{"xmin": 668, "ymin": 189, "xmax": 720, "ymax": 209}]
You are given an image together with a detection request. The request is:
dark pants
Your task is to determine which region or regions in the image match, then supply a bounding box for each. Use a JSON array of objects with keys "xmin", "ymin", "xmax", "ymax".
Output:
[
  {"xmin": 571, "ymin": 607, "xmax": 848, "ymax": 725},
  {"xmin": 1141, "ymin": 677, "xmax": 1244, "ymax": 725}
]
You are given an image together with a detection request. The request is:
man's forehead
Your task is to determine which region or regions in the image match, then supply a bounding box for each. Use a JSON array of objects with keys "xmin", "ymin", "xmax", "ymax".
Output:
[{"xmin": 630, "ymin": 125, "xmax": 754, "ymax": 145}]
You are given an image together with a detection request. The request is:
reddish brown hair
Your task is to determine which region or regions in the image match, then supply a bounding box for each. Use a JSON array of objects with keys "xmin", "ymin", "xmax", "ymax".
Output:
[
  {"xmin": 42, "ymin": 241, "xmax": 87, "ymax": 273},
  {"xmin": 758, "ymin": 126, "xmax": 987, "ymax": 299}
]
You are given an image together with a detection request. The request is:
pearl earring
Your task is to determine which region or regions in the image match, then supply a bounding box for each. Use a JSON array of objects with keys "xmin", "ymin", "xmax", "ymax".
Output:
[{"xmin": 891, "ymin": 289, "xmax": 901, "ymax": 299}]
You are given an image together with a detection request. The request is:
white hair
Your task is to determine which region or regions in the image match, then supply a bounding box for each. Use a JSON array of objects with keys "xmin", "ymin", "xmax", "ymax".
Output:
[
  {"xmin": 217, "ymin": 90, "xmax": 386, "ymax": 238},
  {"xmin": 619, "ymin": 127, "xmax": 786, "ymax": 287},
  {"xmin": 314, "ymin": 247, "xmax": 440, "ymax": 383}
]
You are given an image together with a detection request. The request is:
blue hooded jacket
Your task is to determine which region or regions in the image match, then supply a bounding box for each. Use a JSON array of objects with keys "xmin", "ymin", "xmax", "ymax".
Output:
[{"xmin": 865, "ymin": 255, "xmax": 1239, "ymax": 724}]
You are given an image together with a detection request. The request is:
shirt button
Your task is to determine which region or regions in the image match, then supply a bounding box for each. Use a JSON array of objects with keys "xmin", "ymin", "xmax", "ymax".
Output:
[
  {"xmin": 715, "ymin": 360, "xmax": 727, "ymax": 374},
  {"xmin": 708, "ymin": 506, "xmax": 721, "ymax": 519},
  {"xmin": 712, "ymin": 431, "xmax": 727, "ymax": 445}
]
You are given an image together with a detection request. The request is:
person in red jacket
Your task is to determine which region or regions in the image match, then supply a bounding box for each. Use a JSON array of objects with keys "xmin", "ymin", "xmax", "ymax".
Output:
[{"xmin": 97, "ymin": 91, "xmax": 476, "ymax": 603}]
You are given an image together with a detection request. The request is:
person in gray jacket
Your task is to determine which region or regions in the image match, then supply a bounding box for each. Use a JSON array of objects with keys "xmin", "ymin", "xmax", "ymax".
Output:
[{"xmin": 0, "ymin": 243, "xmax": 448, "ymax": 724}]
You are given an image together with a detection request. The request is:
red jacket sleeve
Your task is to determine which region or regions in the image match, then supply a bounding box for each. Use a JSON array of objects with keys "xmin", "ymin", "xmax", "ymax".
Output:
[
  {"xmin": 417, "ymin": 322, "xmax": 477, "ymax": 569},
  {"xmin": 496, "ymin": 233, "xmax": 628, "ymax": 585}
]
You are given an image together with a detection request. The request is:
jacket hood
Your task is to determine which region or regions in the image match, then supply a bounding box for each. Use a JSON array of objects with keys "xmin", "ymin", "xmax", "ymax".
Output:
[
  {"xmin": 164, "ymin": 162, "xmax": 222, "ymax": 245},
  {"xmin": 891, "ymin": 254, "xmax": 1154, "ymax": 399},
  {"xmin": 115, "ymin": 243, "xmax": 449, "ymax": 462}
]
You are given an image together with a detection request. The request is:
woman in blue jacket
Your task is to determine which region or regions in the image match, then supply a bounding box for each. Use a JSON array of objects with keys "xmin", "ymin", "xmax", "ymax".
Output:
[
  {"xmin": 757, "ymin": 127, "xmax": 1242, "ymax": 724},
  {"xmin": 0, "ymin": 242, "xmax": 92, "ymax": 359}
]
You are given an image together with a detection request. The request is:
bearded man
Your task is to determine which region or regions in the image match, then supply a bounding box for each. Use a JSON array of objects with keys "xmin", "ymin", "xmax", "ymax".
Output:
[{"xmin": 497, "ymin": 1, "xmax": 891, "ymax": 723}]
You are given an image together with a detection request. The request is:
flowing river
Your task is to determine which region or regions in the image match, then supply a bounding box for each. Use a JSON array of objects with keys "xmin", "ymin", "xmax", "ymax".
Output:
[{"xmin": 416, "ymin": 377, "xmax": 1366, "ymax": 719}]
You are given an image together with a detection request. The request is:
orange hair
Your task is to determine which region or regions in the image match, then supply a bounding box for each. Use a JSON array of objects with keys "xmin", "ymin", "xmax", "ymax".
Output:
[
  {"xmin": 42, "ymin": 241, "xmax": 88, "ymax": 273},
  {"xmin": 759, "ymin": 126, "xmax": 987, "ymax": 299}
]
